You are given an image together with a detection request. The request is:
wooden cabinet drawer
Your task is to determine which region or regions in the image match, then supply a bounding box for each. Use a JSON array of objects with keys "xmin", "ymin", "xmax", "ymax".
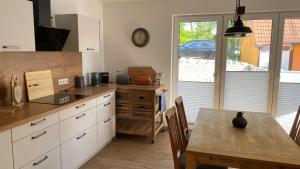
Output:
[
  {"xmin": 13, "ymin": 124, "xmax": 60, "ymax": 169},
  {"xmin": 20, "ymin": 147, "xmax": 61, "ymax": 169},
  {"xmin": 12, "ymin": 113, "xmax": 59, "ymax": 142},
  {"xmin": 132, "ymin": 92, "xmax": 153, "ymax": 103},
  {"xmin": 0, "ymin": 130, "xmax": 13, "ymax": 169},
  {"xmin": 131, "ymin": 104, "xmax": 153, "ymax": 117},
  {"xmin": 98, "ymin": 118, "xmax": 113, "ymax": 148},
  {"xmin": 61, "ymin": 125, "xmax": 97, "ymax": 169},
  {"xmin": 97, "ymin": 92, "xmax": 113, "ymax": 105},
  {"xmin": 97, "ymin": 101, "xmax": 111, "ymax": 122},
  {"xmin": 59, "ymin": 99, "xmax": 97, "ymax": 121},
  {"xmin": 116, "ymin": 91, "xmax": 130, "ymax": 103},
  {"xmin": 60, "ymin": 107, "xmax": 97, "ymax": 144}
]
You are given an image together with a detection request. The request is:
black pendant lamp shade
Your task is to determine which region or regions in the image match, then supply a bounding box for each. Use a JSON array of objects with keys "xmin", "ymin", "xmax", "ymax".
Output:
[{"xmin": 224, "ymin": 0, "xmax": 253, "ymax": 37}]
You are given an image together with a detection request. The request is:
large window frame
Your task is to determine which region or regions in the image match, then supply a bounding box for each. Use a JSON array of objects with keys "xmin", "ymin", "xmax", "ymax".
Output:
[{"xmin": 172, "ymin": 11, "xmax": 300, "ymax": 117}]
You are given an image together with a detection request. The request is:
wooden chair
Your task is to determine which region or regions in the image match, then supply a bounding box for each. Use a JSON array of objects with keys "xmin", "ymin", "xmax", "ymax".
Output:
[
  {"xmin": 175, "ymin": 96, "xmax": 190, "ymax": 148},
  {"xmin": 290, "ymin": 106, "xmax": 300, "ymax": 146},
  {"xmin": 166, "ymin": 107, "xmax": 227, "ymax": 169}
]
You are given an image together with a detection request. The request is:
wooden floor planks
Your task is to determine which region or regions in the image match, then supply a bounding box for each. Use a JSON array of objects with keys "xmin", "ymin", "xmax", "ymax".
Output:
[{"xmin": 80, "ymin": 131, "xmax": 173, "ymax": 169}]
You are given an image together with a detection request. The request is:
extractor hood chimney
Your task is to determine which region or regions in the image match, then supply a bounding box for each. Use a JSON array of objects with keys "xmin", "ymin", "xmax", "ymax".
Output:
[{"xmin": 32, "ymin": 0, "xmax": 70, "ymax": 51}]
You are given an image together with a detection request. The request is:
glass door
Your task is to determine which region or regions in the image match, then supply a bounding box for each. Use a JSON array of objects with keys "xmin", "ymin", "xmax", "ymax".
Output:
[
  {"xmin": 221, "ymin": 14, "xmax": 279, "ymax": 113},
  {"xmin": 173, "ymin": 16, "xmax": 223, "ymax": 123},
  {"xmin": 274, "ymin": 12, "xmax": 300, "ymax": 132}
]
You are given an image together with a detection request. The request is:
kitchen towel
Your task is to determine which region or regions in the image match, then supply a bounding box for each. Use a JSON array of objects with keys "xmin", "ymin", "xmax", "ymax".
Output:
[{"xmin": 159, "ymin": 92, "xmax": 167, "ymax": 112}]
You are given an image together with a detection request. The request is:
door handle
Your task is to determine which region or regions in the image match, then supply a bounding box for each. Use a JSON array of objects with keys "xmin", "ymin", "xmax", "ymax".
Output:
[
  {"xmin": 76, "ymin": 113, "xmax": 86, "ymax": 120},
  {"xmin": 76, "ymin": 104, "xmax": 85, "ymax": 109},
  {"xmin": 31, "ymin": 118, "xmax": 46, "ymax": 126},
  {"xmin": 76, "ymin": 133, "xmax": 87, "ymax": 140},
  {"xmin": 33, "ymin": 156, "xmax": 48, "ymax": 166},
  {"xmin": 31, "ymin": 131, "xmax": 47, "ymax": 140}
]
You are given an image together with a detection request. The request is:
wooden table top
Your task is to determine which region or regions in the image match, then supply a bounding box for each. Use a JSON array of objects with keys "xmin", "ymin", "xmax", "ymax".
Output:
[
  {"xmin": 0, "ymin": 84, "xmax": 116, "ymax": 132},
  {"xmin": 187, "ymin": 108, "xmax": 300, "ymax": 168}
]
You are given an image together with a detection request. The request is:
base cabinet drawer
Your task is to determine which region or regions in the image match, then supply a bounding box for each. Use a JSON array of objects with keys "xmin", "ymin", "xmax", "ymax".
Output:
[
  {"xmin": 20, "ymin": 147, "xmax": 61, "ymax": 169},
  {"xmin": 98, "ymin": 119, "xmax": 113, "ymax": 148},
  {"xmin": 61, "ymin": 125, "xmax": 97, "ymax": 169},
  {"xmin": 60, "ymin": 107, "xmax": 97, "ymax": 143},
  {"xmin": 97, "ymin": 102, "xmax": 111, "ymax": 122},
  {"xmin": 97, "ymin": 92, "xmax": 113, "ymax": 105},
  {"xmin": 13, "ymin": 124, "xmax": 60, "ymax": 169},
  {"xmin": 12, "ymin": 113, "xmax": 59, "ymax": 142},
  {"xmin": 59, "ymin": 99, "xmax": 97, "ymax": 121},
  {"xmin": 0, "ymin": 130, "xmax": 14, "ymax": 169}
]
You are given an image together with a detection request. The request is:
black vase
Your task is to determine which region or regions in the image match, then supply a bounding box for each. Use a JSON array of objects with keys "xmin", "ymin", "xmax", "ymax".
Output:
[{"xmin": 232, "ymin": 112, "xmax": 248, "ymax": 129}]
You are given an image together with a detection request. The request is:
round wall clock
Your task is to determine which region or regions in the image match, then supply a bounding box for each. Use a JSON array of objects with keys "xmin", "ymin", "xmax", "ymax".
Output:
[{"xmin": 132, "ymin": 28, "xmax": 150, "ymax": 47}]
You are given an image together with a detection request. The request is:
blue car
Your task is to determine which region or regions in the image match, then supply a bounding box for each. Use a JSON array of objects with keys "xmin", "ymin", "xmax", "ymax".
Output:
[{"xmin": 179, "ymin": 40, "xmax": 216, "ymax": 59}]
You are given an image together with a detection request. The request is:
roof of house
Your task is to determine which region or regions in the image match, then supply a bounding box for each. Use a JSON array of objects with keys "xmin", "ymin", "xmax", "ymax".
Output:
[{"xmin": 250, "ymin": 19, "xmax": 300, "ymax": 48}]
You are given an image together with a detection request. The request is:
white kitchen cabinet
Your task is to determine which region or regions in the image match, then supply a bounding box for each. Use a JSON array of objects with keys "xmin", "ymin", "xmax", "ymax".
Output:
[
  {"xmin": 55, "ymin": 14, "xmax": 100, "ymax": 52},
  {"xmin": 13, "ymin": 124, "xmax": 60, "ymax": 169},
  {"xmin": 98, "ymin": 119, "xmax": 113, "ymax": 148},
  {"xmin": 12, "ymin": 113, "xmax": 59, "ymax": 142},
  {"xmin": 20, "ymin": 147, "xmax": 61, "ymax": 169},
  {"xmin": 0, "ymin": 130, "xmax": 14, "ymax": 169},
  {"xmin": 0, "ymin": 0, "xmax": 35, "ymax": 51},
  {"xmin": 97, "ymin": 92, "xmax": 116, "ymax": 148},
  {"xmin": 60, "ymin": 107, "xmax": 97, "ymax": 144},
  {"xmin": 61, "ymin": 125, "xmax": 98, "ymax": 169},
  {"xmin": 59, "ymin": 99, "xmax": 97, "ymax": 121}
]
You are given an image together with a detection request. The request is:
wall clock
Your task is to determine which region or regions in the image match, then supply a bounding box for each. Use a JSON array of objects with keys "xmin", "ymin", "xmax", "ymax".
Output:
[{"xmin": 132, "ymin": 28, "xmax": 150, "ymax": 47}]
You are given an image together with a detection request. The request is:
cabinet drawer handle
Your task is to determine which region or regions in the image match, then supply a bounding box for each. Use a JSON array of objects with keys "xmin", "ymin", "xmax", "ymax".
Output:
[
  {"xmin": 86, "ymin": 48, "xmax": 95, "ymax": 51},
  {"xmin": 31, "ymin": 131, "xmax": 47, "ymax": 140},
  {"xmin": 139, "ymin": 96, "xmax": 144, "ymax": 100},
  {"xmin": 33, "ymin": 156, "xmax": 48, "ymax": 166},
  {"xmin": 29, "ymin": 83, "xmax": 40, "ymax": 87},
  {"xmin": 104, "ymin": 118, "xmax": 111, "ymax": 123},
  {"xmin": 31, "ymin": 118, "xmax": 46, "ymax": 126},
  {"xmin": 76, "ymin": 104, "xmax": 85, "ymax": 109},
  {"xmin": 76, "ymin": 113, "xmax": 86, "ymax": 120},
  {"xmin": 76, "ymin": 133, "xmax": 87, "ymax": 140},
  {"xmin": 104, "ymin": 102, "xmax": 111, "ymax": 107},
  {"xmin": 138, "ymin": 106, "xmax": 145, "ymax": 109},
  {"xmin": 104, "ymin": 94, "xmax": 110, "ymax": 98}
]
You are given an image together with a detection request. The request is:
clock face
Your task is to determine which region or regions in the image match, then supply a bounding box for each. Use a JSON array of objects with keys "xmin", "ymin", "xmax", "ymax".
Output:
[{"xmin": 132, "ymin": 28, "xmax": 150, "ymax": 47}]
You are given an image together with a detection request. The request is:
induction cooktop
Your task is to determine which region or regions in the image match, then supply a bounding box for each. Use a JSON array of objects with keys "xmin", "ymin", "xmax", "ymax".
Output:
[{"xmin": 29, "ymin": 94, "xmax": 89, "ymax": 105}]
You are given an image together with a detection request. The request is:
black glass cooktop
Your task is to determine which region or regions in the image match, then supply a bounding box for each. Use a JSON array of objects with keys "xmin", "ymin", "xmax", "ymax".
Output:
[{"xmin": 29, "ymin": 94, "xmax": 89, "ymax": 105}]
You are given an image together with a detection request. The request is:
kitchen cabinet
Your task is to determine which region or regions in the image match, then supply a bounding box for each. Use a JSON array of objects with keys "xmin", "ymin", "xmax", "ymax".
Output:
[
  {"xmin": 13, "ymin": 124, "xmax": 60, "ymax": 169},
  {"xmin": 0, "ymin": 0, "xmax": 35, "ymax": 51},
  {"xmin": 0, "ymin": 91, "xmax": 115, "ymax": 169},
  {"xmin": 0, "ymin": 130, "xmax": 14, "ymax": 169},
  {"xmin": 20, "ymin": 147, "xmax": 61, "ymax": 169},
  {"xmin": 97, "ymin": 92, "xmax": 116, "ymax": 148},
  {"xmin": 116, "ymin": 85, "xmax": 166, "ymax": 143},
  {"xmin": 60, "ymin": 107, "xmax": 97, "ymax": 144},
  {"xmin": 55, "ymin": 14, "xmax": 100, "ymax": 52},
  {"xmin": 61, "ymin": 125, "xmax": 98, "ymax": 169}
]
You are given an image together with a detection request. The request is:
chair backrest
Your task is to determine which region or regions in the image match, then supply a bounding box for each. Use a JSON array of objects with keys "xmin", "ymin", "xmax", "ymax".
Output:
[
  {"xmin": 166, "ymin": 107, "xmax": 184, "ymax": 169},
  {"xmin": 290, "ymin": 106, "xmax": 300, "ymax": 146},
  {"xmin": 175, "ymin": 96, "xmax": 189, "ymax": 148}
]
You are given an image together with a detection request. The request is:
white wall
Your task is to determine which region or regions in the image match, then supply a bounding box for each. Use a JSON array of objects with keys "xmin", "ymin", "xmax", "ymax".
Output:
[
  {"xmin": 51, "ymin": 0, "xmax": 105, "ymax": 75},
  {"xmin": 103, "ymin": 0, "xmax": 300, "ymax": 107}
]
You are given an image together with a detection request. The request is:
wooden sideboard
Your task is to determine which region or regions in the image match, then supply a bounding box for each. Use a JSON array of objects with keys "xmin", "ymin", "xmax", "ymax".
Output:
[{"xmin": 116, "ymin": 84, "xmax": 167, "ymax": 143}]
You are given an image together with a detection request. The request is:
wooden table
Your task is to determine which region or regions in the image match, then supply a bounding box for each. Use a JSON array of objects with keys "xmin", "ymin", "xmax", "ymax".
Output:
[{"xmin": 186, "ymin": 108, "xmax": 300, "ymax": 169}]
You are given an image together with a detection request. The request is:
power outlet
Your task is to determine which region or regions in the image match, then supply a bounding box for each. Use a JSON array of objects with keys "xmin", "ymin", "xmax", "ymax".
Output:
[{"xmin": 58, "ymin": 78, "xmax": 69, "ymax": 85}]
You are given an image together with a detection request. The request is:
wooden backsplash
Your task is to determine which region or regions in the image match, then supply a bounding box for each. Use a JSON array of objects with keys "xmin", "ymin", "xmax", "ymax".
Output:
[{"xmin": 0, "ymin": 52, "xmax": 82, "ymax": 106}]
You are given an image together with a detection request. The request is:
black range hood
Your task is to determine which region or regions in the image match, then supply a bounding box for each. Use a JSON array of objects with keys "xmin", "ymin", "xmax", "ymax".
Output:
[{"xmin": 33, "ymin": 0, "xmax": 69, "ymax": 51}]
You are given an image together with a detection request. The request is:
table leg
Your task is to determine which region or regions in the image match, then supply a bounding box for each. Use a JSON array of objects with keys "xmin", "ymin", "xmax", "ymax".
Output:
[{"xmin": 186, "ymin": 153, "xmax": 196, "ymax": 169}]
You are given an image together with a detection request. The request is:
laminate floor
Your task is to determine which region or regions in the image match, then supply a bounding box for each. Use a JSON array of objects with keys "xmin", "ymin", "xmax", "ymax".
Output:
[{"xmin": 80, "ymin": 131, "xmax": 173, "ymax": 169}]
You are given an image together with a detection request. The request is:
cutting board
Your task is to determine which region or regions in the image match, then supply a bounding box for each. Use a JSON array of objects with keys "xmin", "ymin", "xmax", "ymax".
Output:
[
  {"xmin": 25, "ymin": 70, "xmax": 54, "ymax": 100},
  {"xmin": 128, "ymin": 67, "xmax": 156, "ymax": 85}
]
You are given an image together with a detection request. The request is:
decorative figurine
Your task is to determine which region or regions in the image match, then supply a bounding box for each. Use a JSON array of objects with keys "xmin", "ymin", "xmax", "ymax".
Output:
[
  {"xmin": 232, "ymin": 112, "xmax": 248, "ymax": 129},
  {"xmin": 11, "ymin": 75, "xmax": 23, "ymax": 112}
]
